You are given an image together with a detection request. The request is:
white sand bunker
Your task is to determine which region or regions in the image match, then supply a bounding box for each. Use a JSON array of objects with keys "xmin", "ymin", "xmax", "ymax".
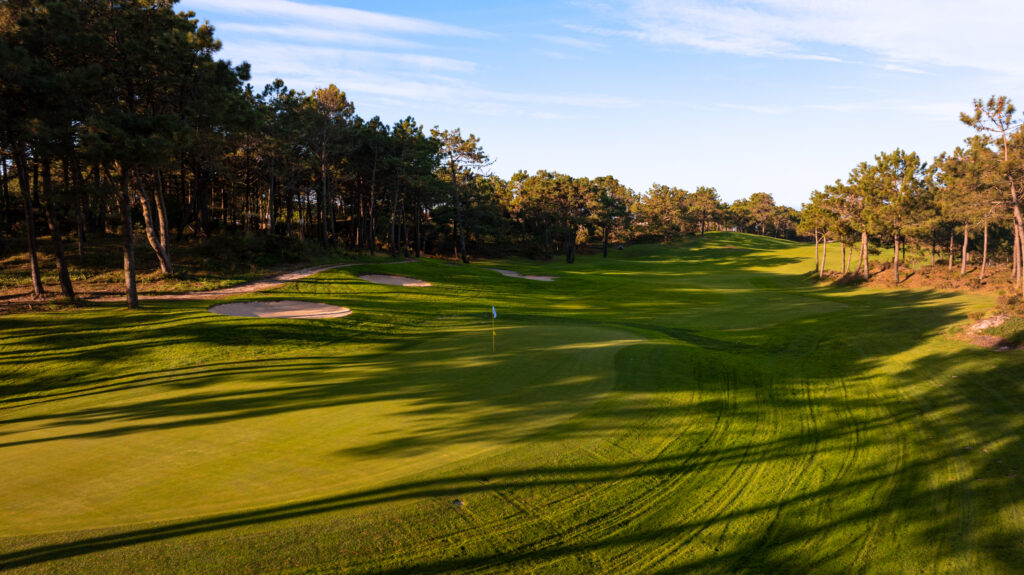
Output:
[
  {"xmin": 487, "ymin": 268, "xmax": 557, "ymax": 282},
  {"xmin": 359, "ymin": 274, "xmax": 431, "ymax": 287},
  {"xmin": 208, "ymin": 300, "xmax": 352, "ymax": 319}
]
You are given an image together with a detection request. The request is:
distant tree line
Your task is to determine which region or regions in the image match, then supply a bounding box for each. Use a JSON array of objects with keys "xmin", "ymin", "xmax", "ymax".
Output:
[
  {"xmin": 0, "ymin": 0, "xmax": 791, "ymax": 308},
  {"xmin": 799, "ymin": 96, "xmax": 1024, "ymax": 294}
]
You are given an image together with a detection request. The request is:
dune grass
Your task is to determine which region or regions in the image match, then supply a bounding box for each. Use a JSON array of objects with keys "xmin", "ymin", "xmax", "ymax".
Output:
[{"xmin": 1, "ymin": 232, "xmax": 1023, "ymax": 574}]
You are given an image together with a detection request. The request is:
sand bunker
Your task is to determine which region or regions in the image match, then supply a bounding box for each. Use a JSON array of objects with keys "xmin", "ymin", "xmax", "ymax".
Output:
[
  {"xmin": 359, "ymin": 274, "xmax": 431, "ymax": 287},
  {"xmin": 487, "ymin": 268, "xmax": 557, "ymax": 282},
  {"xmin": 208, "ymin": 300, "xmax": 352, "ymax": 319}
]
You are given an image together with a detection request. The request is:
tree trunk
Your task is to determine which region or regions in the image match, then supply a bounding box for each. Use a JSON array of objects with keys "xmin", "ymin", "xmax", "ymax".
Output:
[
  {"xmin": 267, "ymin": 154, "xmax": 275, "ymax": 233},
  {"xmin": 65, "ymin": 155, "xmax": 86, "ymax": 259},
  {"xmin": 0, "ymin": 155, "xmax": 8, "ymax": 229},
  {"xmin": 284, "ymin": 187, "xmax": 293, "ymax": 238},
  {"xmin": 859, "ymin": 228, "xmax": 868, "ymax": 279},
  {"xmin": 177, "ymin": 159, "xmax": 189, "ymax": 240},
  {"xmin": 369, "ymin": 156, "xmax": 378, "ymax": 255},
  {"xmin": 980, "ymin": 222, "xmax": 989, "ymax": 281},
  {"xmin": 893, "ymin": 233, "xmax": 900, "ymax": 284},
  {"xmin": 1015, "ymin": 219, "xmax": 1023, "ymax": 290},
  {"xmin": 452, "ymin": 177, "xmax": 468, "ymax": 263},
  {"xmin": 1014, "ymin": 226, "xmax": 1021, "ymax": 288},
  {"xmin": 960, "ymin": 224, "xmax": 969, "ymax": 276},
  {"xmin": 390, "ymin": 181, "xmax": 399, "ymax": 257},
  {"xmin": 134, "ymin": 170, "xmax": 172, "ymax": 274},
  {"xmin": 105, "ymin": 193, "xmax": 117, "ymax": 235},
  {"xmin": 565, "ymin": 224, "xmax": 576, "ymax": 264},
  {"xmin": 602, "ymin": 225, "xmax": 609, "ymax": 258},
  {"xmin": 319, "ymin": 157, "xmax": 328, "ymax": 246},
  {"xmin": 31, "ymin": 161, "xmax": 39, "ymax": 208},
  {"xmin": 814, "ymin": 229, "xmax": 820, "ymax": 273},
  {"xmin": 819, "ymin": 235, "xmax": 827, "ymax": 278},
  {"xmin": 41, "ymin": 160, "xmax": 75, "ymax": 300},
  {"xmin": 948, "ymin": 231, "xmax": 955, "ymax": 270},
  {"xmin": 415, "ymin": 197, "xmax": 422, "ymax": 258},
  {"xmin": 400, "ymin": 191, "xmax": 409, "ymax": 257},
  {"xmin": 114, "ymin": 166, "xmax": 139, "ymax": 309},
  {"xmin": 300, "ymin": 191, "xmax": 306, "ymax": 239},
  {"xmin": 929, "ymin": 241, "xmax": 935, "ymax": 266},
  {"xmin": 196, "ymin": 164, "xmax": 211, "ymax": 237},
  {"xmin": 841, "ymin": 242, "xmax": 847, "ymax": 274},
  {"xmin": 76, "ymin": 186, "xmax": 86, "ymax": 259},
  {"xmin": 1018, "ymin": 229, "xmax": 1024, "ymax": 289},
  {"xmin": 355, "ymin": 189, "xmax": 363, "ymax": 249},
  {"xmin": 14, "ymin": 145, "xmax": 44, "ymax": 297},
  {"xmin": 1011, "ymin": 184, "xmax": 1024, "ymax": 295},
  {"xmin": 219, "ymin": 182, "xmax": 227, "ymax": 227},
  {"xmin": 154, "ymin": 170, "xmax": 171, "ymax": 259},
  {"xmin": 329, "ymin": 192, "xmax": 336, "ymax": 243}
]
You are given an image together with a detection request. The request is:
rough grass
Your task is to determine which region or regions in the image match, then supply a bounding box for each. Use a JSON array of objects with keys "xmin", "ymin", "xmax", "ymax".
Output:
[
  {"xmin": 813, "ymin": 239, "xmax": 1019, "ymax": 292},
  {"xmin": 2, "ymin": 232, "xmax": 1023, "ymax": 574}
]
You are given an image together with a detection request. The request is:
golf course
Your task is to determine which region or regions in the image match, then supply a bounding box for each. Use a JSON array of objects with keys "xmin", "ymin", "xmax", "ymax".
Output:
[{"xmin": 0, "ymin": 232, "xmax": 1021, "ymax": 573}]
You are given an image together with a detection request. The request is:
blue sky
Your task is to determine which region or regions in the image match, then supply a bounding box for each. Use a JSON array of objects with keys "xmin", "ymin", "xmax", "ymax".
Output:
[{"xmin": 177, "ymin": 0, "xmax": 1024, "ymax": 207}]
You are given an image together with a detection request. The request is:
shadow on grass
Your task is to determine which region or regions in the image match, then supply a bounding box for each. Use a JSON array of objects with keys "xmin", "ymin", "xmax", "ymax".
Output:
[
  {"xmin": 3, "ymin": 233, "xmax": 1023, "ymax": 572},
  {"xmin": 3, "ymin": 338, "xmax": 1022, "ymax": 573}
]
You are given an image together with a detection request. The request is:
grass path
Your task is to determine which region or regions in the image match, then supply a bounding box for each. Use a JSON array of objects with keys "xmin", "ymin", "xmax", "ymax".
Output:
[{"xmin": 1, "ymin": 232, "xmax": 1023, "ymax": 573}]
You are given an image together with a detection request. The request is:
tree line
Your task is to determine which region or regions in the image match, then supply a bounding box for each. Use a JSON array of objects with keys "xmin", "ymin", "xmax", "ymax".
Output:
[
  {"xmin": 2, "ymin": 0, "xmax": 795, "ymax": 308},
  {"xmin": 798, "ymin": 96, "xmax": 1023, "ymax": 294}
]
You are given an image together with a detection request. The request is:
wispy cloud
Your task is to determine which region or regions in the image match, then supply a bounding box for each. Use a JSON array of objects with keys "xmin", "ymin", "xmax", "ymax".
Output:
[
  {"xmin": 536, "ymin": 34, "xmax": 605, "ymax": 51},
  {"xmin": 216, "ymin": 23, "xmax": 425, "ymax": 49},
  {"xmin": 213, "ymin": 46, "xmax": 629, "ymax": 122},
  {"xmin": 882, "ymin": 64, "xmax": 930, "ymax": 76},
  {"xmin": 193, "ymin": 0, "xmax": 487, "ymax": 38},
  {"xmin": 708, "ymin": 99, "xmax": 964, "ymax": 120},
  {"xmin": 582, "ymin": 0, "xmax": 1024, "ymax": 77},
  {"xmin": 539, "ymin": 50, "xmax": 573, "ymax": 60},
  {"xmin": 718, "ymin": 103, "xmax": 791, "ymax": 115},
  {"xmin": 808, "ymin": 102, "xmax": 875, "ymax": 113},
  {"xmin": 901, "ymin": 102, "xmax": 966, "ymax": 122},
  {"xmin": 218, "ymin": 41, "xmax": 475, "ymax": 82},
  {"xmin": 180, "ymin": 0, "xmax": 635, "ymax": 120}
]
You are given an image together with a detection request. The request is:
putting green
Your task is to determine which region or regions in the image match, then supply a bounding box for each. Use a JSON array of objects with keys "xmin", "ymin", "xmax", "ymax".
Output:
[{"xmin": 0, "ymin": 325, "xmax": 639, "ymax": 535}]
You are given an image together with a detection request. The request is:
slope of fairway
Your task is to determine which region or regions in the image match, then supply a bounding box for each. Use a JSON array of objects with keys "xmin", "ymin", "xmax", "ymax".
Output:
[{"xmin": 2, "ymin": 232, "xmax": 1024, "ymax": 574}]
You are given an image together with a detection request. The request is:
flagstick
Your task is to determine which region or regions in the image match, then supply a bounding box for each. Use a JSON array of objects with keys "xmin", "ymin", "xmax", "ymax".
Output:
[{"xmin": 491, "ymin": 315, "xmax": 495, "ymax": 353}]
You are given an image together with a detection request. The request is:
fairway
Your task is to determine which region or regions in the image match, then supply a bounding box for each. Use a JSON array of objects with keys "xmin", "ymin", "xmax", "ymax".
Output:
[{"xmin": 2, "ymin": 232, "xmax": 1023, "ymax": 574}]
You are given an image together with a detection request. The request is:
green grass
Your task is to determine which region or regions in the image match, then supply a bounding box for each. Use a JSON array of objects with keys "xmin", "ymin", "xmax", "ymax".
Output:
[{"xmin": 1, "ymin": 231, "xmax": 1023, "ymax": 574}]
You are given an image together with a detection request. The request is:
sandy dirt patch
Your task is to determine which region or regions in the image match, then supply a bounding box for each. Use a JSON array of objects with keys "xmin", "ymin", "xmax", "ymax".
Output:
[
  {"xmin": 486, "ymin": 268, "xmax": 557, "ymax": 282},
  {"xmin": 208, "ymin": 300, "xmax": 352, "ymax": 319},
  {"xmin": 358, "ymin": 274, "xmax": 431, "ymax": 287},
  {"xmin": 957, "ymin": 315, "xmax": 1018, "ymax": 351},
  {"xmin": 970, "ymin": 315, "xmax": 1008, "ymax": 332}
]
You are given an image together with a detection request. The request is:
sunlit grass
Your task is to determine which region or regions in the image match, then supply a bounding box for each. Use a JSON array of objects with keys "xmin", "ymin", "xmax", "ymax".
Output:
[{"xmin": 1, "ymin": 232, "xmax": 1022, "ymax": 574}]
